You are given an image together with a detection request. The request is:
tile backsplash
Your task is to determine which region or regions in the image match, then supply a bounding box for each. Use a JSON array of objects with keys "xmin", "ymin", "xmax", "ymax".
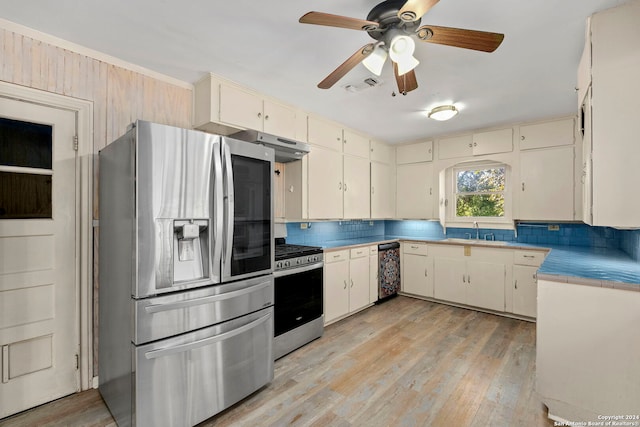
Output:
[{"xmin": 284, "ymin": 220, "xmax": 640, "ymax": 261}]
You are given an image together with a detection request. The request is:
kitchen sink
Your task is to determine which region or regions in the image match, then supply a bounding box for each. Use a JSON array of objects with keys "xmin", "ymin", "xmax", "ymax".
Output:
[{"xmin": 443, "ymin": 238, "xmax": 509, "ymax": 246}]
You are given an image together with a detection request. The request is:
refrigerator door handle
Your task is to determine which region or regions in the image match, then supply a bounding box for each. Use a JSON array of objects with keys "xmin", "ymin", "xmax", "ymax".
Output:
[
  {"xmin": 222, "ymin": 142, "xmax": 234, "ymax": 278},
  {"xmin": 144, "ymin": 279, "xmax": 272, "ymax": 314},
  {"xmin": 212, "ymin": 140, "xmax": 224, "ymax": 282},
  {"xmin": 144, "ymin": 312, "xmax": 272, "ymax": 360}
]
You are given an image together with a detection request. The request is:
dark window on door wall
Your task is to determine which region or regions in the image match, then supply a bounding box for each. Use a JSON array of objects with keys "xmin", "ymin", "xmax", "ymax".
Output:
[{"xmin": 0, "ymin": 117, "xmax": 53, "ymax": 219}]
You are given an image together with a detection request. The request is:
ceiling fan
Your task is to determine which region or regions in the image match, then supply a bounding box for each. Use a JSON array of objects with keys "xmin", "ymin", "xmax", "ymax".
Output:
[{"xmin": 299, "ymin": 0, "xmax": 505, "ymax": 95}]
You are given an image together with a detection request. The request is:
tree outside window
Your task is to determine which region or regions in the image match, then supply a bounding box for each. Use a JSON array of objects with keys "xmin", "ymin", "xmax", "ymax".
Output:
[{"xmin": 455, "ymin": 165, "xmax": 505, "ymax": 218}]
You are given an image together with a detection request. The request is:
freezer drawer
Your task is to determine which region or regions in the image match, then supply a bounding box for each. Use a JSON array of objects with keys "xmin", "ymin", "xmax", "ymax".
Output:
[
  {"xmin": 134, "ymin": 307, "xmax": 274, "ymax": 427},
  {"xmin": 134, "ymin": 275, "xmax": 273, "ymax": 344}
]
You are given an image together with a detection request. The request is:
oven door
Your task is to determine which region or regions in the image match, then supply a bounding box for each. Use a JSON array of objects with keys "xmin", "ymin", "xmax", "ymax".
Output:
[{"xmin": 274, "ymin": 263, "xmax": 323, "ymax": 337}]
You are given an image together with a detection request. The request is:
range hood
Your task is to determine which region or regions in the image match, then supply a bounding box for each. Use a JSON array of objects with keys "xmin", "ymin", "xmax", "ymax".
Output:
[{"xmin": 230, "ymin": 130, "xmax": 310, "ymax": 163}]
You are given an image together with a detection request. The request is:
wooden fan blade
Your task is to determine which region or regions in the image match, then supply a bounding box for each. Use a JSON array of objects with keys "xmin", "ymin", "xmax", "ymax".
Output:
[
  {"xmin": 398, "ymin": 0, "xmax": 440, "ymax": 22},
  {"xmin": 393, "ymin": 63, "xmax": 419, "ymax": 94},
  {"xmin": 318, "ymin": 44, "xmax": 376, "ymax": 89},
  {"xmin": 417, "ymin": 25, "xmax": 504, "ymax": 52},
  {"xmin": 299, "ymin": 12, "xmax": 379, "ymax": 31}
]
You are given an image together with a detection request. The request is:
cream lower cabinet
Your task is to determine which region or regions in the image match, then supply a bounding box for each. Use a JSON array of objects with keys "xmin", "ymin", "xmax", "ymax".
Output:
[
  {"xmin": 401, "ymin": 242, "xmax": 433, "ymax": 298},
  {"xmin": 324, "ymin": 247, "xmax": 372, "ymax": 324},
  {"xmin": 512, "ymin": 266, "xmax": 537, "ymax": 317},
  {"xmin": 369, "ymin": 245, "xmax": 379, "ymax": 304},
  {"xmin": 433, "ymin": 246, "xmax": 506, "ymax": 312}
]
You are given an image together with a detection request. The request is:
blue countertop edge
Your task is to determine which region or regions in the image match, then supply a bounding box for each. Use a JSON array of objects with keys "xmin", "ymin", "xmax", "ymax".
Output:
[{"xmin": 314, "ymin": 235, "xmax": 640, "ymax": 289}]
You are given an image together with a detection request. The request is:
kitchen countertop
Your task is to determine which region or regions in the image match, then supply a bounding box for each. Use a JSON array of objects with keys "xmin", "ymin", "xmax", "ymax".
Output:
[{"xmin": 318, "ymin": 235, "xmax": 640, "ymax": 290}]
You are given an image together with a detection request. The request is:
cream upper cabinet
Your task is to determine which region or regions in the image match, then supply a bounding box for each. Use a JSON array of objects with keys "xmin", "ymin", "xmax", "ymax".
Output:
[
  {"xmin": 396, "ymin": 162, "xmax": 435, "ymax": 219},
  {"xmin": 262, "ymin": 100, "xmax": 297, "ymax": 140},
  {"xmin": 472, "ymin": 128, "xmax": 513, "ymax": 156},
  {"xmin": 401, "ymin": 242, "xmax": 433, "ymax": 298},
  {"xmin": 308, "ymin": 145, "xmax": 343, "ymax": 219},
  {"xmin": 371, "ymin": 162, "xmax": 394, "ymax": 219},
  {"xmin": 519, "ymin": 118, "xmax": 574, "ymax": 150},
  {"xmin": 396, "ymin": 141, "xmax": 433, "ymax": 164},
  {"xmin": 370, "ymin": 140, "xmax": 393, "ymax": 164},
  {"xmin": 576, "ymin": 18, "xmax": 592, "ymax": 109},
  {"xmin": 342, "ymin": 129, "xmax": 370, "ymax": 158},
  {"xmin": 519, "ymin": 145, "xmax": 575, "ymax": 221},
  {"xmin": 194, "ymin": 74, "xmax": 299, "ymax": 139},
  {"xmin": 343, "ymin": 155, "xmax": 371, "ymax": 219},
  {"xmin": 307, "ymin": 116, "xmax": 343, "ymax": 151},
  {"xmin": 438, "ymin": 134, "xmax": 473, "ymax": 160},
  {"xmin": 294, "ymin": 111, "xmax": 308, "ymax": 143},
  {"xmin": 588, "ymin": 0, "xmax": 640, "ymax": 227}
]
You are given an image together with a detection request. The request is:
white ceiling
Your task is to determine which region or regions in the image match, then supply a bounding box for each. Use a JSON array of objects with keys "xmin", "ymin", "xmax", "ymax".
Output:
[{"xmin": 0, "ymin": 0, "xmax": 625, "ymax": 143}]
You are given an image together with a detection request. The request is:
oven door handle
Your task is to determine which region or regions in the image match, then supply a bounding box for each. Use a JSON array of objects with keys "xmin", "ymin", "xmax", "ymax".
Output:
[
  {"xmin": 143, "ymin": 280, "xmax": 272, "ymax": 314},
  {"xmin": 144, "ymin": 312, "xmax": 272, "ymax": 360},
  {"xmin": 273, "ymin": 261, "xmax": 324, "ymax": 278}
]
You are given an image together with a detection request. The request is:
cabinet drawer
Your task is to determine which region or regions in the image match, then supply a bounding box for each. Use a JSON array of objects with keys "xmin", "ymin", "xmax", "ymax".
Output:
[
  {"xmin": 325, "ymin": 249, "xmax": 349, "ymax": 263},
  {"xmin": 514, "ymin": 250, "xmax": 546, "ymax": 266},
  {"xmin": 369, "ymin": 245, "xmax": 378, "ymax": 255},
  {"xmin": 403, "ymin": 242, "xmax": 428, "ymax": 256},
  {"xmin": 350, "ymin": 247, "xmax": 368, "ymax": 259}
]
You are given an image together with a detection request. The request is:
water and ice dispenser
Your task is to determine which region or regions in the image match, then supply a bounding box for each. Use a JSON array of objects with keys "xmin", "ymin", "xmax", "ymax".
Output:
[{"xmin": 172, "ymin": 219, "xmax": 210, "ymax": 283}]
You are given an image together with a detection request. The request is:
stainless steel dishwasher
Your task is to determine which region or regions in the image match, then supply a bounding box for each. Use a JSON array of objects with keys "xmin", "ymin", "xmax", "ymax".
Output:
[{"xmin": 377, "ymin": 242, "xmax": 401, "ymax": 302}]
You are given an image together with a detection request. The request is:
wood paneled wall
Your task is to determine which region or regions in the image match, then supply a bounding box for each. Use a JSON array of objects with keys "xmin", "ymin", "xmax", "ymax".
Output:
[{"xmin": 1, "ymin": 26, "xmax": 194, "ymax": 378}]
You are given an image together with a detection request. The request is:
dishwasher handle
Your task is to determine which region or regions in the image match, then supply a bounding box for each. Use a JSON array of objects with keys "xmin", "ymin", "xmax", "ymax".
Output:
[{"xmin": 378, "ymin": 242, "xmax": 400, "ymax": 251}]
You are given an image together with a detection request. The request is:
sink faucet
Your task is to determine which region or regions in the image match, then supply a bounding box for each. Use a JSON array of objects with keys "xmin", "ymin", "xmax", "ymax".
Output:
[{"xmin": 473, "ymin": 221, "xmax": 479, "ymax": 240}]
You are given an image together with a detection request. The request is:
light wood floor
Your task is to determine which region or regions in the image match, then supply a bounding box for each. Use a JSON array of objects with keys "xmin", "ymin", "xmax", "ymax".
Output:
[{"xmin": 0, "ymin": 297, "xmax": 553, "ymax": 427}]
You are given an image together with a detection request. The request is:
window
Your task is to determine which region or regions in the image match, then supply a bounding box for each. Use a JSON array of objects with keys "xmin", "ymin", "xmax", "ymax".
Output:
[{"xmin": 454, "ymin": 164, "xmax": 506, "ymax": 218}]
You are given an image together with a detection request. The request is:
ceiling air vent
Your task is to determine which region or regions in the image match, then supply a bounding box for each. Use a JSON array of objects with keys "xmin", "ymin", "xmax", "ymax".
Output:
[{"xmin": 344, "ymin": 77, "xmax": 383, "ymax": 93}]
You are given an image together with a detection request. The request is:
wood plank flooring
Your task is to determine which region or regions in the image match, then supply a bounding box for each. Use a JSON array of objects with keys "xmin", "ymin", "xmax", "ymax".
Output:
[{"xmin": 0, "ymin": 297, "xmax": 553, "ymax": 427}]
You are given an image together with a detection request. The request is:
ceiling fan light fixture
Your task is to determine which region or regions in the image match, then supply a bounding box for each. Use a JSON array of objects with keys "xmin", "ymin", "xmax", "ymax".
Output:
[
  {"xmin": 428, "ymin": 105, "xmax": 459, "ymax": 121},
  {"xmin": 362, "ymin": 45, "xmax": 388, "ymax": 76},
  {"xmin": 388, "ymin": 35, "xmax": 416, "ymax": 62},
  {"xmin": 395, "ymin": 55, "xmax": 420, "ymax": 76}
]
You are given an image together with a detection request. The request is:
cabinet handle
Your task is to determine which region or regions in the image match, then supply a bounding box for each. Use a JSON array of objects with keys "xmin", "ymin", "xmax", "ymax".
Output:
[
  {"xmin": 339, "ymin": 182, "xmax": 342, "ymax": 190},
  {"xmin": 424, "ymin": 268, "xmax": 428, "ymax": 277},
  {"xmin": 521, "ymin": 182, "xmax": 525, "ymax": 191},
  {"xmin": 350, "ymin": 279, "xmax": 354, "ymax": 288},
  {"xmin": 468, "ymin": 143, "xmax": 472, "ymax": 148},
  {"xmin": 468, "ymin": 275, "xmax": 471, "ymax": 284},
  {"xmin": 429, "ymin": 188, "xmax": 432, "ymax": 196},
  {"xmin": 523, "ymin": 255, "xmax": 535, "ymax": 258},
  {"xmin": 521, "ymin": 135, "xmax": 525, "ymax": 140},
  {"xmin": 257, "ymin": 112, "xmax": 262, "ymax": 118},
  {"xmin": 515, "ymin": 280, "xmax": 518, "ymax": 290},
  {"xmin": 344, "ymin": 139, "xmax": 347, "ymax": 144},
  {"xmin": 344, "ymin": 183, "xmax": 348, "ymax": 191},
  {"xmin": 473, "ymin": 142, "xmax": 477, "ymax": 147},
  {"xmin": 371, "ymin": 186, "xmax": 375, "ymax": 194},
  {"xmin": 411, "ymin": 245, "xmax": 418, "ymax": 249},
  {"xmin": 343, "ymin": 280, "xmax": 347, "ymax": 289},
  {"xmin": 333, "ymin": 254, "xmax": 341, "ymax": 259},
  {"xmin": 337, "ymin": 137, "xmax": 341, "ymax": 141},
  {"xmin": 429, "ymin": 148, "xmax": 432, "ymax": 153},
  {"xmin": 463, "ymin": 275, "xmax": 466, "ymax": 283},
  {"xmin": 264, "ymin": 115, "xmax": 269, "ymax": 120}
]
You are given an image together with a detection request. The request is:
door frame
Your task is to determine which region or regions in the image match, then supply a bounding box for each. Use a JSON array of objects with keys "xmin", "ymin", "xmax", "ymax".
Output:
[{"xmin": 0, "ymin": 81, "xmax": 94, "ymax": 392}]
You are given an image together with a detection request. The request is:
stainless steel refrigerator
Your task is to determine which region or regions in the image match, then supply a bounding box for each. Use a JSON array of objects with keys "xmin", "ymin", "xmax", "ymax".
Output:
[{"xmin": 98, "ymin": 121, "xmax": 275, "ymax": 427}]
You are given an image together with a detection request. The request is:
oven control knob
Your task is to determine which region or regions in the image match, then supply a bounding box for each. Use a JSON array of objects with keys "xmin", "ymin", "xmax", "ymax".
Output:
[
  {"xmin": 284, "ymin": 260, "xmax": 290, "ymax": 268},
  {"xmin": 296, "ymin": 258, "xmax": 302, "ymax": 265},
  {"xmin": 306, "ymin": 256, "xmax": 312, "ymax": 263},
  {"xmin": 312, "ymin": 255, "xmax": 318, "ymax": 262},
  {"xmin": 275, "ymin": 261, "xmax": 282, "ymax": 269}
]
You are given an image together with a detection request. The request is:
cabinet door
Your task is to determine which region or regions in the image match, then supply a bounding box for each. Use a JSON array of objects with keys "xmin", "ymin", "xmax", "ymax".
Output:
[
  {"xmin": 402, "ymin": 253, "xmax": 433, "ymax": 297},
  {"xmin": 370, "ymin": 140, "xmax": 393, "ymax": 164},
  {"xmin": 324, "ymin": 259, "xmax": 350, "ymax": 323},
  {"xmin": 343, "ymin": 155, "xmax": 370, "ymax": 219},
  {"xmin": 369, "ymin": 252, "xmax": 378, "ymax": 304},
  {"xmin": 263, "ymin": 100, "xmax": 296, "ymax": 140},
  {"xmin": 438, "ymin": 134, "xmax": 473, "ymax": 160},
  {"xmin": 472, "ymin": 128, "xmax": 513, "ymax": 156},
  {"xmin": 349, "ymin": 255, "xmax": 370, "ymax": 312},
  {"xmin": 581, "ymin": 88, "xmax": 593, "ymax": 225},
  {"xmin": 343, "ymin": 129, "xmax": 370, "ymax": 158},
  {"xmin": 513, "ymin": 265, "xmax": 537, "ymax": 318},
  {"xmin": 466, "ymin": 261, "xmax": 505, "ymax": 312},
  {"xmin": 519, "ymin": 146, "xmax": 574, "ymax": 220},
  {"xmin": 519, "ymin": 118, "xmax": 574, "ymax": 150},
  {"xmin": 273, "ymin": 162, "xmax": 286, "ymax": 220},
  {"xmin": 308, "ymin": 116, "xmax": 343, "ymax": 151},
  {"xmin": 219, "ymin": 84, "xmax": 263, "ymax": 131},
  {"xmin": 396, "ymin": 162, "xmax": 434, "ymax": 218},
  {"xmin": 434, "ymin": 257, "xmax": 466, "ymax": 304},
  {"xmin": 371, "ymin": 162, "xmax": 394, "ymax": 219},
  {"xmin": 308, "ymin": 146, "xmax": 343, "ymax": 219},
  {"xmin": 396, "ymin": 141, "xmax": 433, "ymax": 164}
]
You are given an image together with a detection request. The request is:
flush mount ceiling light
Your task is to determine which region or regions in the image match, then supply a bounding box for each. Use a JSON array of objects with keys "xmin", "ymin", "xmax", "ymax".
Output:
[{"xmin": 428, "ymin": 105, "xmax": 458, "ymax": 121}]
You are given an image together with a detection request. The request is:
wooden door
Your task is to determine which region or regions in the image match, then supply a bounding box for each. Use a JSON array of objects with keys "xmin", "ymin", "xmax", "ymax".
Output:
[{"xmin": 0, "ymin": 97, "xmax": 79, "ymax": 418}]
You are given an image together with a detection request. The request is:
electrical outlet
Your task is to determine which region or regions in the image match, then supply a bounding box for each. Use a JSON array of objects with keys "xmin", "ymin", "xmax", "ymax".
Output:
[
  {"xmin": 369, "ymin": 221, "xmax": 374, "ymax": 226},
  {"xmin": 300, "ymin": 223, "xmax": 308, "ymax": 230},
  {"xmin": 548, "ymin": 225, "xmax": 560, "ymax": 231}
]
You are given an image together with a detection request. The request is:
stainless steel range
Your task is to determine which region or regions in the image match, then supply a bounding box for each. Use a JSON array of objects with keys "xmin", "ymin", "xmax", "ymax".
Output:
[{"xmin": 273, "ymin": 239, "xmax": 324, "ymax": 359}]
